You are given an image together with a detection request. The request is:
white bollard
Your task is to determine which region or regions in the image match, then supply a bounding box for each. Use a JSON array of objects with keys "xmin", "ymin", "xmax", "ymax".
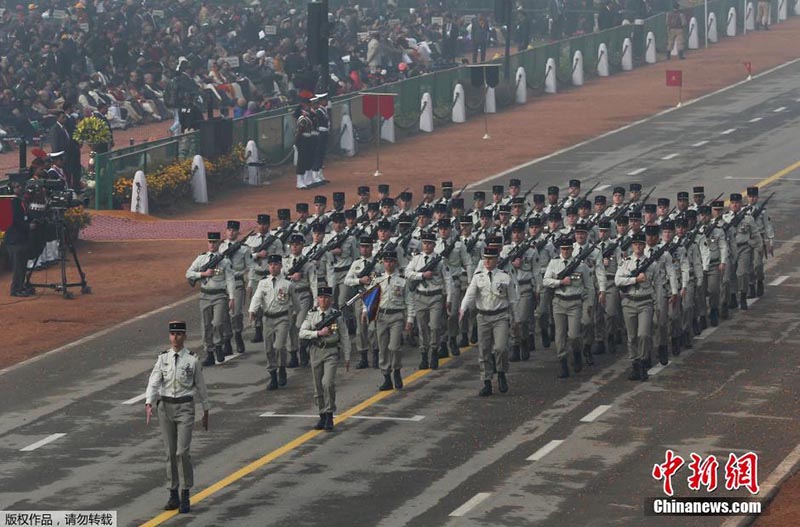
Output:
[
  {"xmin": 645, "ymin": 31, "xmax": 656, "ymax": 64},
  {"xmin": 745, "ymin": 2, "xmax": 755, "ymax": 30},
  {"xmin": 708, "ymin": 13, "xmax": 718, "ymax": 42},
  {"xmin": 339, "ymin": 114, "xmax": 355, "ymax": 156},
  {"xmin": 572, "ymin": 50, "xmax": 584, "ymax": 86},
  {"xmin": 419, "ymin": 92, "xmax": 434, "ymax": 132},
  {"xmin": 778, "ymin": 0, "xmax": 787, "ymax": 20},
  {"xmin": 381, "ymin": 117, "xmax": 395, "ymax": 143},
  {"xmin": 727, "ymin": 7, "xmax": 737, "ymax": 36},
  {"xmin": 484, "ymin": 87, "xmax": 497, "ymax": 113},
  {"xmin": 131, "ymin": 170, "xmax": 149, "ymax": 214},
  {"xmin": 622, "ymin": 19, "xmax": 631, "ymax": 25},
  {"xmin": 191, "ymin": 155, "xmax": 208, "ymax": 204},
  {"xmin": 621, "ymin": 38, "xmax": 633, "ymax": 71},
  {"xmin": 688, "ymin": 17, "xmax": 699, "ymax": 49},
  {"xmin": 795, "ymin": 0, "xmax": 800, "ymax": 16},
  {"xmin": 244, "ymin": 140, "xmax": 259, "ymax": 185},
  {"xmin": 597, "ymin": 43, "xmax": 609, "ymax": 77},
  {"xmin": 544, "ymin": 58, "xmax": 557, "ymax": 93},
  {"xmin": 452, "ymin": 83, "xmax": 466, "ymax": 123},
  {"xmin": 515, "ymin": 67, "xmax": 527, "ymax": 104}
]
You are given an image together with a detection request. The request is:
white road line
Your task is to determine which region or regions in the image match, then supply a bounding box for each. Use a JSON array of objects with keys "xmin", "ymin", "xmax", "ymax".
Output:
[
  {"xmin": 695, "ymin": 326, "xmax": 720, "ymax": 341},
  {"xmin": 627, "ymin": 167, "xmax": 648, "ymax": 176},
  {"xmin": 20, "ymin": 433, "xmax": 67, "ymax": 452},
  {"xmin": 260, "ymin": 412, "xmax": 425, "ymax": 422},
  {"xmin": 720, "ymin": 128, "xmax": 737, "ymax": 135},
  {"xmin": 648, "ymin": 363, "xmax": 668, "ymax": 376},
  {"xmin": 526, "ymin": 439, "xmax": 565, "ymax": 461},
  {"xmin": 122, "ymin": 393, "xmax": 147, "ymax": 405},
  {"xmin": 449, "ymin": 493, "xmax": 492, "ymax": 517},
  {"xmin": 769, "ymin": 275, "xmax": 789, "ymax": 286},
  {"xmin": 661, "ymin": 153, "xmax": 679, "ymax": 160},
  {"xmin": 580, "ymin": 405, "xmax": 612, "ymax": 423},
  {"xmin": 748, "ymin": 296, "xmax": 761, "ymax": 307},
  {"xmin": 692, "ymin": 140, "xmax": 709, "ymax": 147},
  {"xmin": 748, "ymin": 117, "xmax": 763, "ymax": 123},
  {"xmin": 594, "ymin": 184, "xmax": 611, "ymax": 192},
  {"xmin": 773, "ymin": 106, "xmax": 787, "ymax": 113}
]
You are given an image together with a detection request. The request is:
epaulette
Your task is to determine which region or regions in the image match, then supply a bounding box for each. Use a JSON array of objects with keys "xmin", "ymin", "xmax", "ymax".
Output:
[
  {"xmin": 309, "ymin": 307, "xmax": 318, "ymax": 313},
  {"xmin": 160, "ymin": 349, "xmax": 170, "ymax": 355},
  {"xmin": 188, "ymin": 350, "xmax": 195, "ymax": 356}
]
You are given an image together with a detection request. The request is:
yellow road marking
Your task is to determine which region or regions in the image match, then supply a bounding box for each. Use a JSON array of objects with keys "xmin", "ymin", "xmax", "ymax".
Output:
[
  {"xmin": 140, "ymin": 351, "xmax": 466, "ymax": 527},
  {"xmin": 754, "ymin": 159, "xmax": 800, "ymax": 188}
]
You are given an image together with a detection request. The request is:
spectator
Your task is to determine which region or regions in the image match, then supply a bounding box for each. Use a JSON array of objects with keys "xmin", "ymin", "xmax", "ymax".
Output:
[{"xmin": 471, "ymin": 15, "xmax": 490, "ymax": 64}]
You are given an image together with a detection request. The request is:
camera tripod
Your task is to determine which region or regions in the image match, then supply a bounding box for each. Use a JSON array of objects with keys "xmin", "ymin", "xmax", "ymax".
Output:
[{"xmin": 25, "ymin": 216, "xmax": 91, "ymax": 299}]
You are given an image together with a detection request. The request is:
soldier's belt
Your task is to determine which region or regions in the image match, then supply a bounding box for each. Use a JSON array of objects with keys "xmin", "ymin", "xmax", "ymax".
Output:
[
  {"xmin": 333, "ymin": 265, "xmax": 350, "ymax": 272},
  {"xmin": 624, "ymin": 294, "xmax": 652, "ymax": 302},
  {"xmin": 477, "ymin": 307, "xmax": 507, "ymax": 316},
  {"xmin": 606, "ymin": 274, "xmax": 617, "ymax": 280},
  {"xmin": 264, "ymin": 310, "xmax": 289, "ymax": 319},
  {"xmin": 200, "ymin": 288, "xmax": 227, "ymax": 295},
  {"xmin": 378, "ymin": 308, "xmax": 404, "ymax": 315},
  {"xmin": 416, "ymin": 288, "xmax": 443, "ymax": 296},
  {"xmin": 737, "ymin": 242, "xmax": 749, "ymax": 247},
  {"xmin": 294, "ymin": 287, "xmax": 311, "ymax": 295},
  {"xmin": 254, "ymin": 270, "xmax": 270, "ymax": 277},
  {"xmin": 555, "ymin": 294, "xmax": 582, "ymax": 301},
  {"xmin": 161, "ymin": 395, "xmax": 193, "ymax": 404}
]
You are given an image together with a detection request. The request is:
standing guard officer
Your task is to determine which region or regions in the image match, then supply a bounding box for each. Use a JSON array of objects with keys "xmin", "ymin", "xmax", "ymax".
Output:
[
  {"xmin": 284, "ymin": 233, "xmax": 316, "ymax": 368},
  {"xmin": 219, "ymin": 220, "xmax": 253, "ymax": 355},
  {"xmin": 294, "ymin": 96, "xmax": 315, "ymax": 189},
  {"xmin": 249, "ymin": 254, "xmax": 293, "ymax": 390},
  {"xmin": 185, "ymin": 232, "xmax": 235, "ymax": 366},
  {"xmin": 614, "ymin": 234, "xmax": 654, "ymax": 381},
  {"xmin": 299, "ymin": 287, "xmax": 351, "ymax": 432},
  {"xmin": 145, "ymin": 321, "xmax": 209, "ymax": 514},
  {"xmin": 310, "ymin": 93, "xmax": 330, "ymax": 185},
  {"xmin": 246, "ymin": 214, "xmax": 284, "ymax": 343},
  {"xmin": 460, "ymin": 246, "xmax": 518, "ymax": 396}
]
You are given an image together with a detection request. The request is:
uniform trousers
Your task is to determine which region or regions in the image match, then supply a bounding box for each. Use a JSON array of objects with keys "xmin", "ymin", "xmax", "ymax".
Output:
[
  {"xmin": 376, "ymin": 311, "xmax": 404, "ymax": 373},
  {"xmin": 621, "ymin": 296, "xmax": 653, "ymax": 362},
  {"xmin": 263, "ymin": 314, "xmax": 289, "ymax": 371},
  {"xmin": 552, "ymin": 296, "xmax": 582, "ymax": 360},
  {"xmin": 287, "ymin": 289, "xmax": 312, "ymax": 351},
  {"xmin": 200, "ymin": 293, "xmax": 232, "ymax": 352},
  {"xmin": 310, "ymin": 345, "xmax": 339, "ymax": 413},
  {"xmin": 477, "ymin": 311, "xmax": 510, "ymax": 381},
  {"xmin": 511, "ymin": 283, "xmax": 533, "ymax": 346},
  {"xmin": 414, "ymin": 291, "xmax": 444, "ymax": 359},
  {"xmin": 158, "ymin": 400, "xmax": 195, "ymax": 490}
]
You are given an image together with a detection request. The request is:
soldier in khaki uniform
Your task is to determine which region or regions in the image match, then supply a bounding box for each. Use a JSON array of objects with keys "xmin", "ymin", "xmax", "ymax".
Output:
[
  {"xmin": 746, "ymin": 186, "xmax": 774, "ymax": 297},
  {"xmin": 723, "ymin": 193, "xmax": 762, "ymax": 311},
  {"xmin": 219, "ymin": 220, "xmax": 253, "ymax": 355},
  {"xmin": 460, "ymin": 246, "xmax": 518, "ymax": 396},
  {"xmin": 185, "ymin": 232, "xmax": 235, "ymax": 366},
  {"xmin": 245, "ymin": 214, "xmax": 285, "ymax": 344},
  {"xmin": 596, "ymin": 219, "xmax": 622, "ymax": 354},
  {"xmin": 248, "ymin": 254, "xmax": 293, "ymax": 390},
  {"xmin": 708, "ymin": 201, "xmax": 731, "ymax": 321},
  {"xmin": 644, "ymin": 224, "xmax": 679, "ymax": 368},
  {"xmin": 345, "ymin": 237, "xmax": 379, "ymax": 369},
  {"xmin": 573, "ymin": 221, "xmax": 606, "ymax": 365},
  {"xmin": 614, "ymin": 234, "xmax": 654, "ymax": 381},
  {"xmin": 543, "ymin": 236, "xmax": 593, "ymax": 378},
  {"xmin": 436, "ymin": 220, "xmax": 474, "ymax": 357},
  {"xmin": 284, "ymin": 233, "xmax": 316, "ymax": 368},
  {"xmin": 299, "ymin": 287, "xmax": 351, "ymax": 432},
  {"xmin": 499, "ymin": 220, "xmax": 538, "ymax": 361},
  {"xmin": 369, "ymin": 251, "xmax": 415, "ymax": 391},
  {"xmin": 145, "ymin": 321, "xmax": 209, "ymax": 514},
  {"xmin": 674, "ymin": 217, "xmax": 703, "ymax": 347}
]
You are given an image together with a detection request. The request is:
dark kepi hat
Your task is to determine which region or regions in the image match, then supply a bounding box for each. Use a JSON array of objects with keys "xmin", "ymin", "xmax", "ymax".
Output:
[
  {"xmin": 473, "ymin": 191, "xmax": 486, "ymax": 200},
  {"xmin": 436, "ymin": 220, "xmax": 453, "ymax": 229},
  {"xmin": 267, "ymin": 254, "xmax": 283, "ymax": 264},
  {"xmin": 344, "ymin": 209, "xmax": 356, "ymax": 219},
  {"xmin": 359, "ymin": 236, "xmax": 373, "ymax": 245},
  {"xmin": 631, "ymin": 233, "xmax": 646, "ymax": 244},
  {"xmin": 548, "ymin": 211, "xmax": 562, "ymax": 221},
  {"xmin": 613, "ymin": 186, "xmax": 625, "ymax": 195},
  {"xmin": 498, "ymin": 205, "xmax": 511, "ymax": 213},
  {"xmin": 423, "ymin": 184, "xmax": 435, "ymax": 193},
  {"xmin": 290, "ymin": 233, "xmax": 305, "ymax": 244},
  {"xmin": 296, "ymin": 203, "xmax": 309, "ymax": 212},
  {"xmin": 645, "ymin": 224, "xmax": 660, "ymax": 236},
  {"xmin": 510, "ymin": 197, "xmax": 525, "ymax": 205},
  {"xmin": 460, "ymin": 215, "xmax": 473, "ymax": 224},
  {"xmin": 332, "ymin": 192, "xmax": 345, "ymax": 201},
  {"xmin": 492, "ymin": 185, "xmax": 504, "ymax": 194},
  {"xmin": 746, "ymin": 186, "xmax": 758, "ymax": 197},
  {"xmin": 509, "ymin": 178, "xmax": 521, "ymax": 187},
  {"xmin": 381, "ymin": 197, "xmax": 395, "ymax": 207},
  {"xmin": 451, "ymin": 198, "xmax": 464, "ymax": 208},
  {"xmin": 569, "ymin": 179, "xmax": 581, "ymax": 188},
  {"xmin": 358, "ymin": 185, "xmax": 370, "ymax": 194},
  {"xmin": 378, "ymin": 184, "xmax": 390, "ymax": 193},
  {"xmin": 330, "ymin": 212, "xmax": 345, "ymax": 222},
  {"xmin": 441, "ymin": 181, "xmax": 453, "ymax": 189},
  {"xmin": 277, "ymin": 208, "xmax": 291, "ymax": 220},
  {"xmin": 486, "ymin": 236, "xmax": 503, "ymax": 246},
  {"xmin": 377, "ymin": 219, "xmax": 393, "ymax": 230},
  {"xmin": 314, "ymin": 195, "xmax": 327, "ymax": 204},
  {"xmin": 594, "ymin": 195, "xmax": 607, "ymax": 204},
  {"xmin": 685, "ymin": 209, "xmax": 698, "ymax": 220},
  {"xmin": 528, "ymin": 216, "xmax": 543, "ymax": 226},
  {"xmin": 729, "ymin": 193, "xmax": 742, "ymax": 202},
  {"xmin": 711, "ymin": 200, "xmax": 725, "ymax": 209},
  {"xmin": 433, "ymin": 202, "xmax": 448, "ymax": 213},
  {"xmin": 577, "ymin": 200, "xmax": 591, "ymax": 209},
  {"xmin": 169, "ymin": 320, "xmax": 187, "ymax": 333},
  {"xmin": 367, "ymin": 202, "xmax": 380, "ymax": 211},
  {"xmin": 257, "ymin": 214, "xmax": 270, "ymax": 224},
  {"xmin": 417, "ymin": 207, "xmax": 432, "ymax": 217},
  {"xmin": 698, "ymin": 205, "xmax": 711, "ymax": 214},
  {"xmin": 547, "ymin": 186, "xmax": 559, "ymax": 195},
  {"xmin": 598, "ymin": 219, "xmax": 611, "ymax": 229},
  {"xmin": 400, "ymin": 191, "xmax": 412, "ymax": 201},
  {"xmin": 565, "ymin": 206, "xmax": 578, "ymax": 215},
  {"xmin": 208, "ymin": 232, "xmax": 221, "ymax": 241},
  {"xmin": 510, "ymin": 220, "xmax": 526, "ymax": 232},
  {"xmin": 318, "ymin": 286, "xmax": 333, "ymax": 297},
  {"xmin": 226, "ymin": 220, "xmax": 240, "ymax": 230},
  {"xmin": 558, "ymin": 236, "xmax": 574, "ymax": 248},
  {"xmin": 382, "ymin": 250, "xmax": 398, "ymax": 260},
  {"xmin": 644, "ymin": 204, "xmax": 657, "ymax": 213},
  {"xmin": 661, "ymin": 220, "xmax": 675, "ymax": 230},
  {"xmin": 628, "ymin": 211, "xmax": 642, "ymax": 220},
  {"xmin": 574, "ymin": 221, "xmax": 589, "ymax": 233},
  {"xmin": 420, "ymin": 232, "xmax": 436, "ymax": 242},
  {"xmin": 533, "ymin": 193, "xmax": 545, "ymax": 203},
  {"xmin": 479, "ymin": 208, "xmax": 493, "ymax": 218},
  {"xmin": 312, "ymin": 222, "xmax": 327, "ymax": 233},
  {"xmin": 677, "ymin": 191, "xmax": 689, "ymax": 200},
  {"xmin": 693, "ymin": 186, "xmax": 704, "ymax": 194},
  {"xmin": 657, "ymin": 198, "xmax": 670, "ymax": 207},
  {"xmin": 483, "ymin": 246, "xmax": 499, "ymax": 258},
  {"xmin": 674, "ymin": 217, "xmax": 687, "ymax": 228},
  {"xmin": 616, "ymin": 215, "xmax": 629, "ymax": 225},
  {"xmin": 629, "ymin": 183, "xmax": 642, "ymax": 191}
]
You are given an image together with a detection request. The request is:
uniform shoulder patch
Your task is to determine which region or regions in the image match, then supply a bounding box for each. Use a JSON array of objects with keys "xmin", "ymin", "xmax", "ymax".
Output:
[{"xmin": 159, "ymin": 349, "xmax": 170, "ymax": 355}]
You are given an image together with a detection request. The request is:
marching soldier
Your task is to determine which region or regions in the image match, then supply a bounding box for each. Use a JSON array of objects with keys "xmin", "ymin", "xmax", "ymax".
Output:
[
  {"xmin": 671, "ymin": 191, "xmax": 690, "ymax": 219},
  {"xmin": 596, "ymin": 219, "xmax": 622, "ymax": 354},
  {"xmin": 674, "ymin": 217, "xmax": 703, "ymax": 346},
  {"xmin": 500, "ymin": 220, "xmax": 538, "ymax": 361},
  {"xmin": 530, "ymin": 216, "xmax": 554, "ymax": 348},
  {"xmin": 644, "ymin": 224, "xmax": 678, "ymax": 368},
  {"xmin": 504, "ymin": 178, "xmax": 522, "ymax": 205},
  {"xmin": 544, "ymin": 186, "xmax": 561, "ymax": 215},
  {"xmin": 309, "ymin": 195, "xmax": 329, "ymax": 230},
  {"xmin": 299, "ymin": 286, "xmax": 351, "ymax": 432},
  {"xmin": 345, "ymin": 237, "xmax": 379, "ymax": 370},
  {"xmin": 295, "ymin": 203, "xmax": 311, "ymax": 238},
  {"xmin": 325, "ymin": 212, "xmax": 359, "ymax": 346},
  {"xmin": 543, "ymin": 236, "xmax": 593, "ymax": 378},
  {"xmin": 529, "ymin": 194, "xmax": 547, "ymax": 222},
  {"xmin": 246, "ymin": 214, "xmax": 284, "ymax": 344},
  {"xmin": 573, "ymin": 222, "xmax": 606, "ymax": 365},
  {"xmin": 460, "ymin": 246, "xmax": 517, "ymax": 396},
  {"xmin": 219, "ymin": 220, "xmax": 253, "ymax": 355},
  {"xmin": 354, "ymin": 186, "xmax": 371, "ymax": 219},
  {"xmin": 307, "ymin": 222, "xmax": 329, "ymax": 299},
  {"xmin": 628, "ymin": 183, "xmax": 643, "ymax": 210},
  {"xmin": 419, "ymin": 184, "xmax": 437, "ymax": 210},
  {"xmin": 249, "ymin": 254, "xmax": 293, "ymax": 390},
  {"xmin": 436, "ymin": 181, "xmax": 455, "ymax": 207},
  {"xmin": 614, "ymin": 234, "xmax": 654, "ymax": 381},
  {"xmin": 406, "ymin": 232, "xmax": 454, "ymax": 369},
  {"xmin": 459, "ymin": 216, "xmax": 482, "ymax": 345},
  {"xmin": 689, "ymin": 186, "xmax": 705, "ymax": 210},
  {"xmin": 661, "ymin": 220, "xmax": 687, "ymax": 355},
  {"xmin": 370, "ymin": 251, "xmax": 415, "ymax": 391},
  {"xmin": 284, "ymin": 233, "xmax": 317, "ymax": 368},
  {"xmin": 185, "ymin": 232, "xmax": 235, "ymax": 366},
  {"xmin": 604, "ymin": 187, "xmax": 627, "ymax": 218},
  {"xmin": 746, "ymin": 186, "xmax": 774, "ymax": 297},
  {"xmin": 723, "ymin": 193, "xmax": 762, "ymax": 310},
  {"xmin": 470, "ymin": 191, "xmax": 487, "ymax": 225},
  {"xmin": 489, "ymin": 185, "xmax": 505, "ymax": 216},
  {"xmin": 145, "ymin": 321, "xmax": 209, "ymax": 515},
  {"xmin": 710, "ymin": 201, "xmax": 732, "ymax": 320},
  {"xmin": 436, "ymin": 220, "xmax": 474, "ymax": 357}
]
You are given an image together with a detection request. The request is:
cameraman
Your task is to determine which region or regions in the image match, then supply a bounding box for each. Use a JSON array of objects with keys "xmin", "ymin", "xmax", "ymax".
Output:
[{"xmin": 6, "ymin": 177, "xmax": 34, "ymax": 297}]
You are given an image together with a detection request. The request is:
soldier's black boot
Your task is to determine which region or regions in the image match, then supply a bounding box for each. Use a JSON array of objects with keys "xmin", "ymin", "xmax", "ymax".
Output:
[
  {"xmin": 521, "ymin": 339, "xmax": 531, "ymax": 361},
  {"xmin": 573, "ymin": 348, "xmax": 583, "ymax": 373},
  {"xmin": 288, "ymin": 351, "xmax": 299, "ymax": 368},
  {"xmin": 748, "ymin": 283, "xmax": 757, "ymax": 299},
  {"xmin": 583, "ymin": 344, "xmax": 594, "ymax": 365},
  {"xmin": 430, "ymin": 351, "xmax": 439, "ymax": 370},
  {"xmin": 165, "ymin": 489, "xmax": 180, "ymax": 510},
  {"xmin": 266, "ymin": 370, "xmax": 278, "ymax": 391},
  {"xmin": 639, "ymin": 361, "xmax": 649, "ymax": 381},
  {"xmin": 478, "ymin": 380, "xmax": 493, "ymax": 397},
  {"xmin": 251, "ymin": 326, "xmax": 263, "ymax": 343},
  {"xmin": 730, "ymin": 293, "xmax": 738, "ymax": 310},
  {"xmin": 710, "ymin": 308, "xmax": 720, "ymax": 326},
  {"xmin": 470, "ymin": 325, "xmax": 478, "ymax": 344},
  {"xmin": 593, "ymin": 340, "xmax": 606, "ymax": 355},
  {"xmin": 202, "ymin": 351, "xmax": 215, "ymax": 367},
  {"xmin": 459, "ymin": 332, "xmax": 469, "ymax": 348},
  {"xmin": 658, "ymin": 345, "xmax": 669, "ymax": 365},
  {"xmin": 450, "ymin": 337, "xmax": 460, "ymax": 356},
  {"xmin": 671, "ymin": 337, "xmax": 681, "ymax": 356},
  {"xmin": 510, "ymin": 345, "xmax": 521, "ymax": 362},
  {"xmin": 438, "ymin": 341, "xmax": 450, "ymax": 359},
  {"xmin": 379, "ymin": 374, "xmax": 394, "ymax": 391},
  {"xmin": 372, "ymin": 349, "xmax": 380, "ymax": 369},
  {"xmin": 615, "ymin": 331, "xmax": 623, "ymax": 345},
  {"xmin": 558, "ymin": 358, "xmax": 570, "ymax": 378},
  {"xmin": 299, "ymin": 345, "xmax": 310, "ymax": 367},
  {"xmin": 693, "ymin": 318, "xmax": 702, "ymax": 335},
  {"xmin": 179, "ymin": 490, "xmax": 190, "ymax": 514},
  {"xmin": 721, "ymin": 302, "xmax": 730, "ymax": 319},
  {"xmin": 235, "ymin": 332, "xmax": 246, "ymax": 354},
  {"xmin": 223, "ymin": 339, "xmax": 233, "ymax": 357},
  {"xmin": 356, "ymin": 351, "xmax": 369, "ymax": 369},
  {"xmin": 628, "ymin": 361, "xmax": 641, "ymax": 381},
  {"xmin": 393, "ymin": 369, "xmax": 403, "ymax": 389},
  {"xmin": 278, "ymin": 366, "xmax": 287, "ymax": 386},
  {"xmin": 541, "ymin": 327, "xmax": 551, "ymax": 348},
  {"xmin": 683, "ymin": 330, "xmax": 693, "ymax": 349},
  {"xmin": 214, "ymin": 345, "xmax": 225, "ymax": 364},
  {"xmin": 418, "ymin": 352, "xmax": 429, "ymax": 370},
  {"xmin": 498, "ymin": 372, "xmax": 508, "ymax": 393},
  {"xmin": 642, "ymin": 355, "xmax": 653, "ymax": 370},
  {"xmin": 739, "ymin": 292, "xmax": 748, "ymax": 310},
  {"xmin": 324, "ymin": 412, "xmax": 334, "ymax": 431},
  {"xmin": 314, "ymin": 414, "xmax": 326, "ymax": 430},
  {"xmin": 756, "ymin": 279, "xmax": 764, "ymax": 297}
]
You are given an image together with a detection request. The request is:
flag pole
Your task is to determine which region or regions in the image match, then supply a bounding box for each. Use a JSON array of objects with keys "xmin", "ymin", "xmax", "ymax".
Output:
[
  {"xmin": 375, "ymin": 95, "xmax": 382, "ymax": 177},
  {"xmin": 483, "ymin": 85, "xmax": 490, "ymax": 140}
]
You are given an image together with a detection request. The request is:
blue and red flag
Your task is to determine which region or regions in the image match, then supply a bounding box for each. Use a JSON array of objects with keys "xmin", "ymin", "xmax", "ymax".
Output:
[{"xmin": 362, "ymin": 284, "xmax": 382, "ymax": 322}]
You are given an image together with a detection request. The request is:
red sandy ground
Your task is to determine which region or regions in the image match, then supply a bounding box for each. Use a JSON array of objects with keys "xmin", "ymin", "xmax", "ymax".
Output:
[{"xmin": 1, "ymin": 20, "xmax": 799, "ymax": 523}]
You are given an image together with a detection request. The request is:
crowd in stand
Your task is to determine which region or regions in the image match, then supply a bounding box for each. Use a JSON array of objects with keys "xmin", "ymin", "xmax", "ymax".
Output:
[{"xmin": 0, "ymin": 0, "xmax": 649, "ymax": 146}]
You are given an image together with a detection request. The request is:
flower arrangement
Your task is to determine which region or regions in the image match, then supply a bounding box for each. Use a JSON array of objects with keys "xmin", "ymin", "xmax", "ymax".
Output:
[
  {"xmin": 73, "ymin": 116, "xmax": 112, "ymax": 146},
  {"xmin": 64, "ymin": 206, "xmax": 92, "ymax": 233}
]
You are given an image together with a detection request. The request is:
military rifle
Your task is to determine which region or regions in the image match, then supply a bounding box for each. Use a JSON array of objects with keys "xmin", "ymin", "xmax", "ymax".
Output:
[
  {"xmin": 749, "ymin": 192, "xmax": 775, "ymax": 221},
  {"xmin": 556, "ymin": 241, "xmax": 599, "ymax": 280},
  {"xmin": 188, "ymin": 230, "xmax": 254, "ymax": 287},
  {"xmin": 497, "ymin": 238, "xmax": 533, "ymax": 270}
]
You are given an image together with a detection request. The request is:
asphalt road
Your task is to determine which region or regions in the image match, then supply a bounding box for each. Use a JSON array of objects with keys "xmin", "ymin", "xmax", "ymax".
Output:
[{"xmin": 2, "ymin": 59, "xmax": 800, "ymax": 527}]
